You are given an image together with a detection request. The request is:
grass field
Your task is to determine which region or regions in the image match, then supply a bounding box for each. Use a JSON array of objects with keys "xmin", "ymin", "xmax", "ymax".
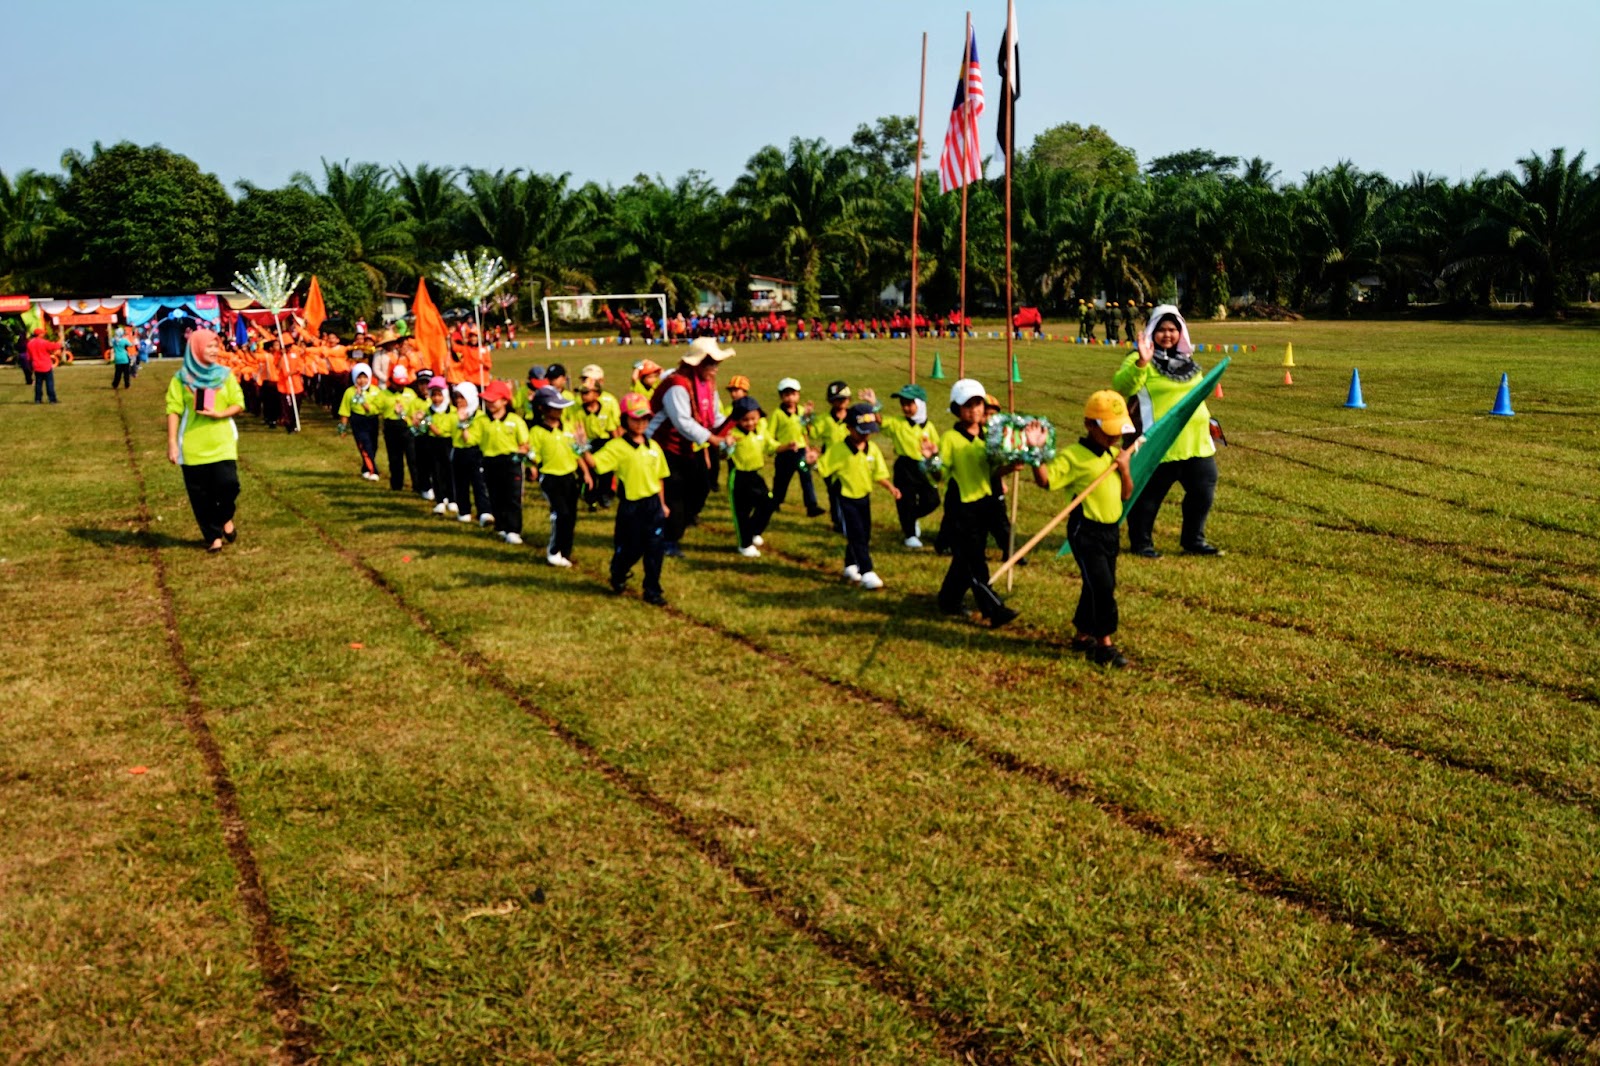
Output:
[{"xmin": 2, "ymin": 319, "xmax": 1598, "ymax": 1063}]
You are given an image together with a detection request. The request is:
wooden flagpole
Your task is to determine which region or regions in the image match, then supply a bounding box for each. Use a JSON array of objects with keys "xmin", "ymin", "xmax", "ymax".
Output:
[
  {"xmin": 990, "ymin": 460, "xmax": 1122, "ymax": 586},
  {"xmin": 909, "ymin": 32, "xmax": 927, "ymax": 382}
]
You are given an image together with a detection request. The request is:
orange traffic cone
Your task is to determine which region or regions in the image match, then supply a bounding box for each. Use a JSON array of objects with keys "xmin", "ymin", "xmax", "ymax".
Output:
[
  {"xmin": 1213, "ymin": 382, "xmax": 1225, "ymax": 399},
  {"xmin": 1283, "ymin": 369, "xmax": 1294, "ymax": 385}
]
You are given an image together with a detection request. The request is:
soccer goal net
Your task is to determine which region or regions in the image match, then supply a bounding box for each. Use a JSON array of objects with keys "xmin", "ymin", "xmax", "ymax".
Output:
[{"xmin": 541, "ymin": 293, "xmax": 668, "ymax": 350}]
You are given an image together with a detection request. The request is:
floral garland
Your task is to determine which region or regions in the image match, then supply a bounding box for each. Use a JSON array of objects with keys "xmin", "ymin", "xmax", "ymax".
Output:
[{"xmin": 985, "ymin": 412, "xmax": 1056, "ymax": 465}]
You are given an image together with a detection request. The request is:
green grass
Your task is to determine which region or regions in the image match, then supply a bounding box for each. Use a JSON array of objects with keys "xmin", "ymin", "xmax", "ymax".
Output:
[{"xmin": 2, "ymin": 319, "xmax": 1598, "ymax": 1062}]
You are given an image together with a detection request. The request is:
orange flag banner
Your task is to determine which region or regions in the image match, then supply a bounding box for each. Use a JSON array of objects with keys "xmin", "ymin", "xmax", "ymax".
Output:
[
  {"xmin": 413, "ymin": 278, "xmax": 450, "ymax": 376},
  {"xmin": 303, "ymin": 276, "xmax": 327, "ymax": 338}
]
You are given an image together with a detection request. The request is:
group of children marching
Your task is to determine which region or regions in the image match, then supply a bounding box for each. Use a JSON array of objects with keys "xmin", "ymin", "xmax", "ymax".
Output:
[{"xmin": 328, "ymin": 343, "xmax": 1141, "ymax": 666}]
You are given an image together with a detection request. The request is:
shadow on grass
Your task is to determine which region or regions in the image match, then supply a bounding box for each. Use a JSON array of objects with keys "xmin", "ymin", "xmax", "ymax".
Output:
[{"xmin": 66, "ymin": 526, "xmax": 194, "ymax": 550}]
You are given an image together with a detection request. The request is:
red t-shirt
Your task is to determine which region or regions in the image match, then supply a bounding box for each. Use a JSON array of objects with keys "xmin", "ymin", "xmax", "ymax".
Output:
[{"xmin": 27, "ymin": 337, "xmax": 62, "ymax": 372}]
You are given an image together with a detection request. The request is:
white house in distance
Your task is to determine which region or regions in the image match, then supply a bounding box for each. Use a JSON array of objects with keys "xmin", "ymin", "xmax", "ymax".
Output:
[{"xmin": 747, "ymin": 275, "xmax": 796, "ymax": 312}]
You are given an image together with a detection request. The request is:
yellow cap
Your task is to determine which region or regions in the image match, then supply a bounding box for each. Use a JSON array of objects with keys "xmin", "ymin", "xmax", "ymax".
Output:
[{"xmin": 1084, "ymin": 390, "xmax": 1135, "ymax": 435}]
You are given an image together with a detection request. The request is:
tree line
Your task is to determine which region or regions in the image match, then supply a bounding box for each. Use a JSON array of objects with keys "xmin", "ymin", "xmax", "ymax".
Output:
[{"xmin": 1, "ymin": 120, "xmax": 1595, "ymax": 324}]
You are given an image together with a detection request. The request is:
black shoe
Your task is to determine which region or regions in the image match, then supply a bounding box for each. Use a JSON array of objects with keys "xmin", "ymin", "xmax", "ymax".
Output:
[
  {"xmin": 1132, "ymin": 546, "xmax": 1162, "ymax": 558},
  {"xmin": 1091, "ymin": 645, "xmax": 1129, "ymax": 668},
  {"xmin": 608, "ymin": 576, "xmax": 627, "ymax": 595},
  {"xmin": 988, "ymin": 606, "xmax": 1020, "ymax": 629},
  {"xmin": 1070, "ymin": 635, "xmax": 1097, "ymax": 653},
  {"xmin": 805, "ymin": 507, "xmax": 826, "ymax": 518},
  {"xmin": 1182, "ymin": 541, "xmax": 1223, "ymax": 556},
  {"xmin": 662, "ymin": 541, "xmax": 683, "ymax": 558},
  {"xmin": 223, "ymin": 524, "xmax": 237, "ymax": 543},
  {"xmin": 643, "ymin": 591, "xmax": 668, "ymax": 607}
]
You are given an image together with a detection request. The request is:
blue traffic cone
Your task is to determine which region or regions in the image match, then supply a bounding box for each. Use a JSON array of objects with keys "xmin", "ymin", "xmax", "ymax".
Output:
[
  {"xmin": 1343, "ymin": 368, "xmax": 1367, "ymax": 409},
  {"xmin": 1490, "ymin": 373, "xmax": 1514, "ymax": 416}
]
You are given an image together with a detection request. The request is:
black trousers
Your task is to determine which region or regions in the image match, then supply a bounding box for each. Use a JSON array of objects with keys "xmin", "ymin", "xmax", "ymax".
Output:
[
  {"xmin": 938, "ymin": 495, "xmax": 1008, "ymax": 619},
  {"xmin": 180, "ymin": 460, "xmax": 239, "ymax": 545},
  {"xmin": 612, "ymin": 496, "xmax": 665, "ymax": 597},
  {"xmin": 382, "ymin": 419, "xmax": 419, "ymax": 491},
  {"xmin": 1067, "ymin": 513, "xmax": 1120, "ymax": 638},
  {"xmin": 111, "ymin": 363, "xmax": 133, "ymax": 389},
  {"xmin": 585, "ymin": 440, "xmax": 615, "ymax": 507},
  {"xmin": 730, "ymin": 469, "xmax": 774, "ymax": 548},
  {"xmin": 350, "ymin": 414, "xmax": 380, "ymax": 477},
  {"xmin": 824, "ymin": 476, "xmax": 844, "ymax": 533},
  {"xmin": 892, "ymin": 456, "xmax": 940, "ymax": 538},
  {"xmin": 453, "ymin": 446, "xmax": 490, "ymax": 517},
  {"xmin": 838, "ymin": 495, "xmax": 874, "ymax": 574},
  {"xmin": 662, "ymin": 448, "xmax": 709, "ymax": 544},
  {"xmin": 540, "ymin": 471, "xmax": 580, "ymax": 559},
  {"xmin": 771, "ymin": 449, "xmax": 819, "ymax": 512},
  {"xmin": 482, "ymin": 455, "xmax": 523, "ymax": 535},
  {"xmin": 419, "ymin": 436, "xmax": 454, "ymax": 503},
  {"xmin": 1127, "ymin": 454, "xmax": 1218, "ymax": 551}
]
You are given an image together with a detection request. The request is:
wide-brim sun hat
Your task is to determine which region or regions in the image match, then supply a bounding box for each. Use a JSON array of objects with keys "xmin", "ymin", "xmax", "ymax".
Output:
[{"xmin": 680, "ymin": 337, "xmax": 734, "ymax": 366}]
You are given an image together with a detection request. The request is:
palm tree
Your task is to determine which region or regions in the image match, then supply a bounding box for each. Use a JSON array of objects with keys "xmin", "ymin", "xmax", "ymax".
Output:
[
  {"xmin": 0, "ymin": 168, "xmax": 66, "ymax": 290},
  {"xmin": 1294, "ymin": 162, "xmax": 1390, "ymax": 316},
  {"xmin": 728, "ymin": 139, "xmax": 874, "ymax": 318},
  {"xmin": 392, "ymin": 162, "xmax": 464, "ymax": 267},
  {"xmin": 290, "ymin": 159, "xmax": 416, "ymax": 297},
  {"xmin": 602, "ymin": 172, "xmax": 728, "ymax": 311},
  {"xmin": 1454, "ymin": 148, "xmax": 1599, "ymax": 313},
  {"xmin": 458, "ymin": 169, "xmax": 596, "ymax": 312}
]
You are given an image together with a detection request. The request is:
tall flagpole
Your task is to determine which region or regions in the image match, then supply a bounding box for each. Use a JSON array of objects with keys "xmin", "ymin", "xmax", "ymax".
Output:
[
  {"xmin": 909, "ymin": 32, "xmax": 928, "ymax": 382},
  {"xmin": 958, "ymin": 11, "xmax": 972, "ymax": 379},
  {"xmin": 1002, "ymin": 0, "xmax": 1021, "ymax": 591}
]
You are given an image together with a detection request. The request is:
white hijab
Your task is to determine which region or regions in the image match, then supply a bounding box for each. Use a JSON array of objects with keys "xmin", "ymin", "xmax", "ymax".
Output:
[
  {"xmin": 454, "ymin": 381, "xmax": 480, "ymax": 419},
  {"xmin": 1142, "ymin": 304, "xmax": 1195, "ymax": 355}
]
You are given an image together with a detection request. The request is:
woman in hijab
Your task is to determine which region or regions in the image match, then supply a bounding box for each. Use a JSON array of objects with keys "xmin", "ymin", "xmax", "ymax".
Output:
[
  {"xmin": 165, "ymin": 328, "xmax": 245, "ymax": 553},
  {"xmin": 1111, "ymin": 305, "xmax": 1222, "ymax": 557}
]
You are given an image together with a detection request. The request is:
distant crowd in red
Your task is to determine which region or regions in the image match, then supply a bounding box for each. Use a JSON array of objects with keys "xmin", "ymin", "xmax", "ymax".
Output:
[{"xmin": 599, "ymin": 304, "xmax": 1051, "ymax": 345}]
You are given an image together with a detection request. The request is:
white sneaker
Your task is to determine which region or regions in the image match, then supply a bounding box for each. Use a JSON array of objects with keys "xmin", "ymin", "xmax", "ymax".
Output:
[
  {"xmin": 843, "ymin": 564, "xmax": 861, "ymax": 582},
  {"xmin": 497, "ymin": 531, "xmax": 508, "ymax": 541},
  {"xmin": 739, "ymin": 545, "xmax": 761, "ymax": 558},
  {"xmin": 421, "ymin": 489, "xmax": 435, "ymax": 501},
  {"xmin": 363, "ymin": 471, "xmax": 379, "ymax": 481},
  {"xmin": 432, "ymin": 502, "xmax": 448, "ymax": 515},
  {"xmin": 446, "ymin": 501, "xmax": 460, "ymax": 515},
  {"xmin": 546, "ymin": 553, "xmax": 573, "ymax": 568},
  {"xmin": 860, "ymin": 571, "xmax": 885, "ymax": 591},
  {"xmin": 458, "ymin": 513, "xmax": 474, "ymax": 523},
  {"xmin": 914, "ymin": 520, "xmax": 922, "ymax": 538},
  {"xmin": 752, "ymin": 535, "xmax": 764, "ymax": 546},
  {"xmin": 479, "ymin": 513, "xmax": 494, "ymax": 527},
  {"xmin": 904, "ymin": 536, "xmax": 924, "ymax": 549},
  {"xmin": 505, "ymin": 532, "xmax": 523, "ymax": 545}
]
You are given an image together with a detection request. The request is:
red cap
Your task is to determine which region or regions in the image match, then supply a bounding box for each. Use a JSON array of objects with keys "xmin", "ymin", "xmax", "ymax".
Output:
[{"xmin": 481, "ymin": 380, "xmax": 513, "ymax": 404}]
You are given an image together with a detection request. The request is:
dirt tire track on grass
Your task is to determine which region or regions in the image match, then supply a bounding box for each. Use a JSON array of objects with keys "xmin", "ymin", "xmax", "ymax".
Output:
[
  {"xmin": 114, "ymin": 396, "xmax": 315, "ymax": 1064},
  {"xmin": 672, "ymin": 528, "xmax": 1599, "ymax": 1041},
  {"xmin": 710, "ymin": 524, "xmax": 1600, "ymax": 820},
  {"xmin": 242, "ymin": 460, "xmax": 1012, "ymax": 1066}
]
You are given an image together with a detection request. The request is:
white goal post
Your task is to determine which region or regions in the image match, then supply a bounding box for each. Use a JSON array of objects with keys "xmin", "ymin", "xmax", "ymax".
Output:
[{"xmin": 541, "ymin": 293, "xmax": 668, "ymax": 351}]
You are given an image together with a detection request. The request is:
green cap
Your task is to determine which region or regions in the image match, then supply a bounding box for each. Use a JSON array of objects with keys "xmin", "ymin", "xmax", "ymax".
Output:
[{"xmin": 891, "ymin": 383, "xmax": 928, "ymax": 402}]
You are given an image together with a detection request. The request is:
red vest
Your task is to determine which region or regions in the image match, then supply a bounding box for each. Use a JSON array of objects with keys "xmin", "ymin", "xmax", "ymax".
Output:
[{"xmin": 650, "ymin": 370, "xmax": 719, "ymax": 455}]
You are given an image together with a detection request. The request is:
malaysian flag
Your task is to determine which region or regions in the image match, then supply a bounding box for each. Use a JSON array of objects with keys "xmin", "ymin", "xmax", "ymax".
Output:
[{"xmin": 938, "ymin": 27, "xmax": 985, "ymax": 194}]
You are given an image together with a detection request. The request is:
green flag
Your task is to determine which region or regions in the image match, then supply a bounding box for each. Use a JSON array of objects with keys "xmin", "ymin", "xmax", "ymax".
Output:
[{"xmin": 1058, "ymin": 357, "xmax": 1230, "ymax": 556}]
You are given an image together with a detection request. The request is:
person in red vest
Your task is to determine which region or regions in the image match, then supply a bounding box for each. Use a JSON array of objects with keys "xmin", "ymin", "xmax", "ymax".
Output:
[
  {"xmin": 27, "ymin": 328, "xmax": 63, "ymax": 403},
  {"xmin": 647, "ymin": 337, "xmax": 733, "ymax": 556}
]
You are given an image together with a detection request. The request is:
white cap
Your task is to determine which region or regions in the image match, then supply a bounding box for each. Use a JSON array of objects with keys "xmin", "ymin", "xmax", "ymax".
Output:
[
  {"xmin": 949, "ymin": 378, "xmax": 986, "ymax": 410},
  {"xmin": 777, "ymin": 377, "xmax": 801, "ymax": 393}
]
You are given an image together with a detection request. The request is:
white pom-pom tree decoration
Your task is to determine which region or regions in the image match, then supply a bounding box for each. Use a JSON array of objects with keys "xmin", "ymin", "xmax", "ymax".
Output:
[
  {"xmin": 233, "ymin": 258, "xmax": 305, "ymax": 430},
  {"xmin": 434, "ymin": 251, "xmax": 514, "ymax": 386}
]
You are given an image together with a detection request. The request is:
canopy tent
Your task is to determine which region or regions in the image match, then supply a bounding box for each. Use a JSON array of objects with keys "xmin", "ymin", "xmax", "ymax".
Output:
[{"xmin": 122, "ymin": 295, "xmax": 220, "ymax": 326}]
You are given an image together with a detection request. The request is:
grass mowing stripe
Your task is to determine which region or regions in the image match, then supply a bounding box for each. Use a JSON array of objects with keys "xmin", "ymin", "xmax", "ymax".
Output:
[
  {"xmin": 674, "ymin": 522, "xmax": 1600, "ymax": 1038},
  {"xmin": 1230, "ymin": 441, "xmax": 1600, "ymax": 545},
  {"xmin": 238, "ymin": 459, "xmax": 1009, "ymax": 1066},
  {"xmin": 1268, "ymin": 428, "xmax": 1600, "ymax": 503},
  {"xmin": 113, "ymin": 394, "xmax": 315, "ymax": 1062}
]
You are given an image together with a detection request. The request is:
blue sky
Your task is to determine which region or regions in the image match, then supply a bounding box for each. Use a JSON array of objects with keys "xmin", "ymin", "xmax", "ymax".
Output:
[{"xmin": 7, "ymin": 0, "xmax": 1596, "ymax": 191}]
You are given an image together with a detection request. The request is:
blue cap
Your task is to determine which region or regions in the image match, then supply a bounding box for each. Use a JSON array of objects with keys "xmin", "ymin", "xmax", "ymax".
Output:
[{"xmin": 731, "ymin": 395, "xmax": 763, "ymax": 419}]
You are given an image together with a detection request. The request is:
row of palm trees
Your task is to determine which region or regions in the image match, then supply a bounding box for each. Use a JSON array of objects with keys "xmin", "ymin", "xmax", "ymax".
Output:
[{"xmin": 2, "ymin": 134, "xmax": 1596, "ymax": 320}]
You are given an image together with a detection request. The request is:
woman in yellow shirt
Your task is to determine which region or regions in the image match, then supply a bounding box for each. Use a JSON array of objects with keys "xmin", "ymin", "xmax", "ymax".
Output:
[{"xmin": 164, "ymin": 329, "xmax": 245, "ymax": 553}]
